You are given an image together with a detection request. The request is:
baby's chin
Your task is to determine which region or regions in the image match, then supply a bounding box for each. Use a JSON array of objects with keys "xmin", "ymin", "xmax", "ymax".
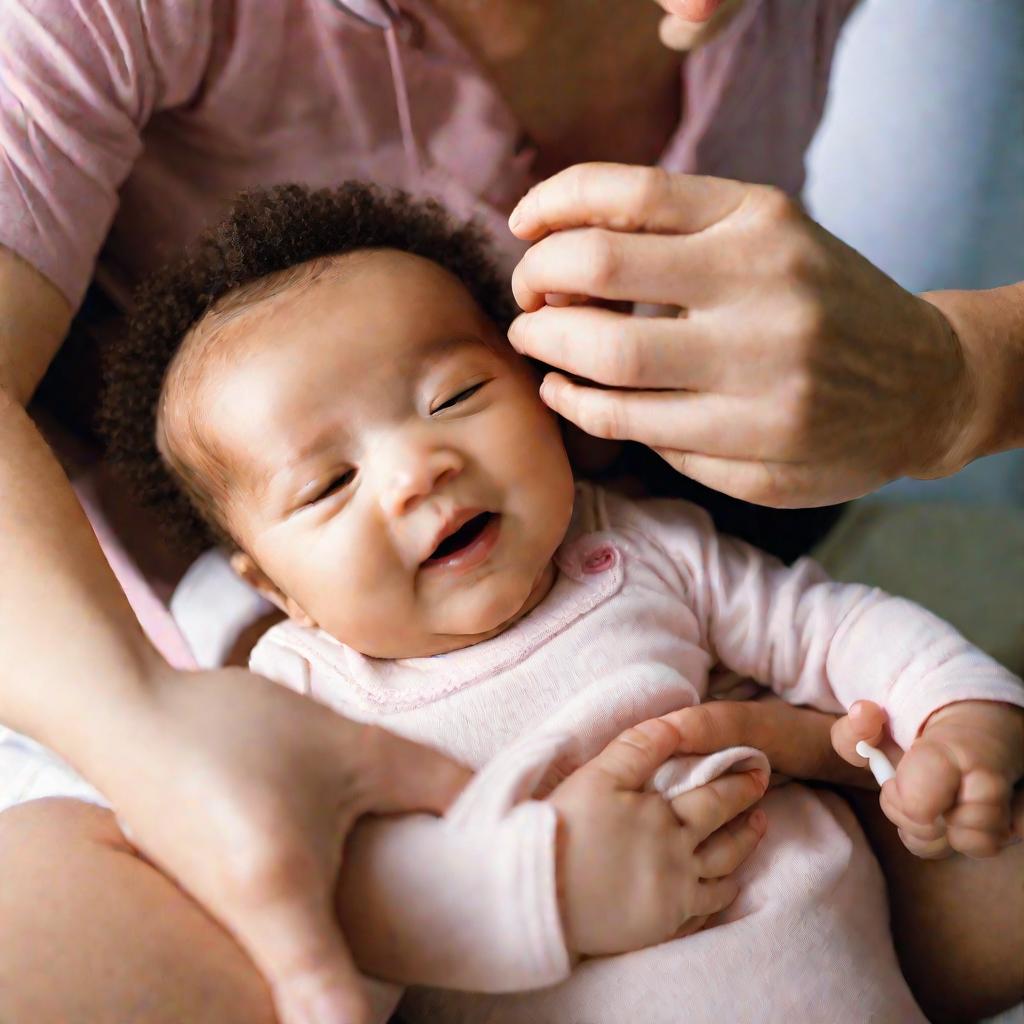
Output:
[
  {"xmin": 315, "ymin": 564, "xmax": 557, "ymax": 659},
  {"xmin": 432, "ymin": 563, "xmax": 556, "ymax": 648}
]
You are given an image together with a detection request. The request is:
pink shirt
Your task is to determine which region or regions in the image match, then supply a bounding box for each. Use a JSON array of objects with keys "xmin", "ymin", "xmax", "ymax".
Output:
[
  {"xmin": 251, "ymin": 485, "xmax": 1024, "ymax": 1023},
  {"xmin": 1, "ymin": 0, "xmax": 857, "ymax": 311}
]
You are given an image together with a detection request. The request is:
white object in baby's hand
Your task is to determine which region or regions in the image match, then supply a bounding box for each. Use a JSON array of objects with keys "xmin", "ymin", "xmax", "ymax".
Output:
[{"xmin": 856, "ymin": 741, "xmax": 896, "ymax": 786}]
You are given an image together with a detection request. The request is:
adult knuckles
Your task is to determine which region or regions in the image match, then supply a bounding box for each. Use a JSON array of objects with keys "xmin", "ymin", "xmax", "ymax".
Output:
[
  {"xmin": 580, "ymin": 392, "xmax": 627, "ymax": 440},
  {"xmin": 604, "ymin": 327, "xmax": 646, "ymax": 385},
  {"xmin": 623, "ymin": 165, "xmax": 674, "ymax": 228},
  {"xmin": 751, "ymin": 185, "xmax": 804, "ymax": 234},
  {"xmin": 578, "ymin": 230, "xmax": 624, "ymax": 294}
]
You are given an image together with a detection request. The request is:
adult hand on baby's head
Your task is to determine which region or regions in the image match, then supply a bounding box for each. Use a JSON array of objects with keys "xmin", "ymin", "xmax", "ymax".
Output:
[
  {"xmin": 549, "ymin": 717, "xmax": 768, "ymax": 957},
  {"xmin": 508, "ymin": 163, "xmax": 977, "ymax": 509},
  {"xmin": 89, "ymin": 666, "xmax": 470, "ymax": 1024}
]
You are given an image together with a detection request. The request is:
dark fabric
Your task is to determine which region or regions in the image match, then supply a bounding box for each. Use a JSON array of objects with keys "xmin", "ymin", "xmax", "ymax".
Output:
[{"xmin": 598, "ymin": 442, "xmax": 845, "ymax": 565}]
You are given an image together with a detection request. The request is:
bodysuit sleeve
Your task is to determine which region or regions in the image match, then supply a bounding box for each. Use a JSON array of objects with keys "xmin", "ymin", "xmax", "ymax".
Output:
[
  {"xmin": 0, "ymin": 0, "xmax": 214, "ymax": 306},
  {"xmin": 629, "ymin": 498, "xmax": 1024, "ymax": 749},
  {"xmin": 249, "ymin": 634, "xmax": 573, "ymax": 1009}
]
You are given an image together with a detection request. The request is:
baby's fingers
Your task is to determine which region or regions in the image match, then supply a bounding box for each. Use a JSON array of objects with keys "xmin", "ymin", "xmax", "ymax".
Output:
[
  {"xmin": 693, "ymin": 808, "xmax": 767, "ymax": 878},
  {"xmin": 690, "ymin": 876, "xmax": 740, "ymax": 918},
  {"xmin": 880, "ymin": 785, "xmax": 952, "ymax": 860},
  {"xmin": 671, "ymin": 769, "xmax": 768, "ymax": 843},
  {"xmin": 893, "ymin": 739, "xmax": 961, "ymax": 825},
  {"xmin": 944, "ymin": 771, "xmax": 1014, "ymax": 858}
]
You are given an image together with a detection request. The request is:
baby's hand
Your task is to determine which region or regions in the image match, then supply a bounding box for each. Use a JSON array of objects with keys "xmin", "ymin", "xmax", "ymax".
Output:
[
  {"xmin": 834, "ymin": 699, "xmax": 1024, "ymax": 859},
  {"xmin": 549, "ymin": 718, "xmax": 768, "ymax": 958}
]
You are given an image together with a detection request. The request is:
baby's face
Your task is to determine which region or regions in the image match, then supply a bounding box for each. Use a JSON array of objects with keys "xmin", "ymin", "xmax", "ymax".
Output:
[{"xmin": 189, "ymin": 250, "xmax": 575, "ymax": 657}]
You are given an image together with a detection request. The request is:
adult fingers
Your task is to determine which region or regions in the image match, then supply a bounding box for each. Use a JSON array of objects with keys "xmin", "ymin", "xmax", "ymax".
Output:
[
  {"xmin": 693, "ymin": 807, "xmax": 767, "ymax": 878},
  {"xmin": 829, "ymin": 701, "xmax": 888, "ymax": 767},
  {"xmin": 585, "ymin": 718, "xmax": 684, "ymax": 791},
  {"xmin": 230, "ymin": 873, "xmax": 369, "ymax": 1024},
  {"xmin": 509, "ymin": 163, "xmax": 747, "ymax": 243},
  {"xmin": 670, "ymin": 769, "xmax": 768, "ymax": 842},
  {"xmin": 509, "ymin": 305, "xmax": 719, "ymax": 391},
  {"xmin": 655, "ymin": 449, "xmax": 872, "ymax": 509},
  {"xmin": 540, "ymin": 374, "xmax": 777, "ymax": 457},
  {"xmin": 359, "ymin": 726, "xmax": 471, "ymax": 815},
  {"xmin": 511, "ymin": 227, "xmax": 723, "ymax": 312}
]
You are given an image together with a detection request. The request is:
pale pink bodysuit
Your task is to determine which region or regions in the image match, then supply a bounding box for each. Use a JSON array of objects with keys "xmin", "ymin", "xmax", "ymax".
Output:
[{"xmin": 251, "ymin": 485, "xmax": 1024, "ymax": 1024}]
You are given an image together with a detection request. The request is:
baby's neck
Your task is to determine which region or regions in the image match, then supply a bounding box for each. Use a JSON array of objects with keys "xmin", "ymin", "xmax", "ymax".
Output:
[{"xmin": 366, "ymin": 557, "xmax": 561, "ymax": 660}]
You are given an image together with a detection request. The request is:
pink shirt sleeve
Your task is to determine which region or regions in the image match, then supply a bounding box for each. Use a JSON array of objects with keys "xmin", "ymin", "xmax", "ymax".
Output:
[
  {"xmin": 0, "ymin": 0, "xmax": 213, "ymax": 306},
  {"xmin": 635, "ymin": 499, "xmax": 1024, "ymax": 749}
]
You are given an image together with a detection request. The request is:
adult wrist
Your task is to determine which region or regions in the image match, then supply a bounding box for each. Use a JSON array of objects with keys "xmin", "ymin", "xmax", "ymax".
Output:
[
  {"xmin": 34, "ymin": 646, "xmax": 177, "ymax": 781},
  {"xmin": 919, "ymin": 286, "xmax": 1024, "ymax": 475}
]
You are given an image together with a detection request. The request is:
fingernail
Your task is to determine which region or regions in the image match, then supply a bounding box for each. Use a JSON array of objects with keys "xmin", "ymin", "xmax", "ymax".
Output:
[
  {"xmin": 509, "ymin": 206, "xmax": 523, "ymax": 231},
  {"xmin": 750, "ymin": 809, "xmax": 767, "ymax": 831},
  {"xmin": 753, "ymin": 769, "xmax": 769, "ymax": 789}
]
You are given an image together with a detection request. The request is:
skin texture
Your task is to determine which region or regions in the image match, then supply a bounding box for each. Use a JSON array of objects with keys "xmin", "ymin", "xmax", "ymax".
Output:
[
  {"xmin": 2, "ymin": 3, "xmax": 1023, "ymax": 1021},
  {"xmin": 175, "ymin": 251, "xmax": 576, "ymax": 659},
  {"xmin": 667, "ymin": 698, "xmax": 1024, "ymax": 1022},
  {"xmin": 508, "ymin": 163, "xmax": 1024, "ymax": 507},
  {"xmin": 833, "ymin": 699, "xmax": 1024, "ymax": 859},
  {"xmin": 163, "ymin": 249, "xmax": 770, "ymax": 956},
  {"xmin": 167, "ymin": 246, "xmax": 1023, "ymax": 1012},
  {"xmin": 0, "ymin": 245, "xmax": 474, "ymax": 1024}
]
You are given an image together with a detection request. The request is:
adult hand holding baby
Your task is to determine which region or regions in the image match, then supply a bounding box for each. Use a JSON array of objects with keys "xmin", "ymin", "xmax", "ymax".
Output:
[
  {"xmin": 508, "ymin": 163, "xmax": 983, "ymax": 509},
  {"xmin": 92, "ymin": 664, "xmax": 470, "ymax": 1024}
]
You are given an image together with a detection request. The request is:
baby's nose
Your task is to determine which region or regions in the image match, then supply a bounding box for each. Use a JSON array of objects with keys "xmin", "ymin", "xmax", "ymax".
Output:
[{"xmin": 379, "ymin": 447, "xmax": 462, "ymax": 518}]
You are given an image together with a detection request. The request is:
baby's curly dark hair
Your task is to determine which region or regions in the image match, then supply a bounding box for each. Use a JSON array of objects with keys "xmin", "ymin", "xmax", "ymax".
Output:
[{"xmin": 101, "ymin": 182, "xmax": 517, "ymax": 560}]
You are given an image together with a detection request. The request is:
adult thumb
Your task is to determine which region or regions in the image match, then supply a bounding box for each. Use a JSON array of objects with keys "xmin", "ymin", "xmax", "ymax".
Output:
[
  {"xmin": 239, "ymin": 884, "xmax": 370, "ymax": 1024},
  {"xmin": 586, "ymin": 718, "xmax": 681, "ymax": 791}
]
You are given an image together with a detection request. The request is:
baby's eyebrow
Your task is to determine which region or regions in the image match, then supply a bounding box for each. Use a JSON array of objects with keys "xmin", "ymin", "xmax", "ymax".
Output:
[
  {"xmin": 413, "ymin": 334, "xmax": 486, "ymax": 375},
  {"xmin": 254, "ymin": 432, "xmax": 339, "ymax": 509}
]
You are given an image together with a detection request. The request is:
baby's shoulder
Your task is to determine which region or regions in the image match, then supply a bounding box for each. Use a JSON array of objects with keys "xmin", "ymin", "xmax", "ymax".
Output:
[
  {"xmin": 575, "ymin": 482, "xmax": 717, "ymax": 556},
  {"xmin": 249, "ymin": 619, "xmax": 341, "ymax": 695}
]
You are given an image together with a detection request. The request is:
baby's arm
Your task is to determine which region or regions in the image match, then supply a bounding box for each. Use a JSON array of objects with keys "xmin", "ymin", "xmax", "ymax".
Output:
[
  {"xmin": 335, "ymin": 720, "xmax": 767, "ymax": 992},
  {"xmin": 663, "ymin": 501, "xmax": 1024, "ymax": 856}
]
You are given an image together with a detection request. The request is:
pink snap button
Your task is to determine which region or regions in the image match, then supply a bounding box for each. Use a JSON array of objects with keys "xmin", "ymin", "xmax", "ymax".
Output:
[{"xmin": 582, "ymin": 545, "xmax": 615, "ymax": 574}]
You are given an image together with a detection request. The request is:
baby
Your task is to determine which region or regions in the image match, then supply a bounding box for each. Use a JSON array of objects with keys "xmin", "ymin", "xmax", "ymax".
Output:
[{"xmin": 103, "ymin": 183, "xmax": 1024, "ymax": 1024}]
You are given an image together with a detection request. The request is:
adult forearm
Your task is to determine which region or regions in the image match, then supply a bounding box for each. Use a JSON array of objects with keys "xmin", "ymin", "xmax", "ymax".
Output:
[
  {"xmin": 924, "ymin": 282, "xmax": 1024, "ymax": 471},
  {"xmin": 0, "ymin": 388, "xmax": 161, "ymax": 759}
]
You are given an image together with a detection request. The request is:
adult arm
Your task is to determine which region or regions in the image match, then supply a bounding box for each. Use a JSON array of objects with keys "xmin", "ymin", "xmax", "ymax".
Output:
[
  {"xmin": 0, "ymin": 6, "xmax": 469, "ymax": 1022},
  {"xmin": 507, "ymin": 163, "xmax": 1023, "ymax": 508},
  {"xmin": 667, "ymin": 500, "xmax": 1024, "ymax": 745}
]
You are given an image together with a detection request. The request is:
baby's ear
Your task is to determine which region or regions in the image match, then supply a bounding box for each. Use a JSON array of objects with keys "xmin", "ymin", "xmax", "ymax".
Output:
[{"xmin": 229, "ymin": 551, "xmax": 316, "ymax": 628}]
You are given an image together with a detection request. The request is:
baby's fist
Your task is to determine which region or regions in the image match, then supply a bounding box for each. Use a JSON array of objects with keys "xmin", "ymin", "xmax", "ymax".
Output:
[{"xmin": 890, "ymin": 701, "xmax": 1023, "ymax": 859}]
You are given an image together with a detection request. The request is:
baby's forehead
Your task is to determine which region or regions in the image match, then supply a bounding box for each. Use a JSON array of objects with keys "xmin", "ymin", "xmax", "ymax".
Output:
[{"xmin": 171, "ymin": 253, "xmax": 506, "ymax": 489}]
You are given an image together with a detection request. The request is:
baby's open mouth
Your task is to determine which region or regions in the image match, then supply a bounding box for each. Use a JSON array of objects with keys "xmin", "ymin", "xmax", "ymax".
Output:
[{"xmin": 423, "ymin": 512, "xmax": 497, "ymax": 565}]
